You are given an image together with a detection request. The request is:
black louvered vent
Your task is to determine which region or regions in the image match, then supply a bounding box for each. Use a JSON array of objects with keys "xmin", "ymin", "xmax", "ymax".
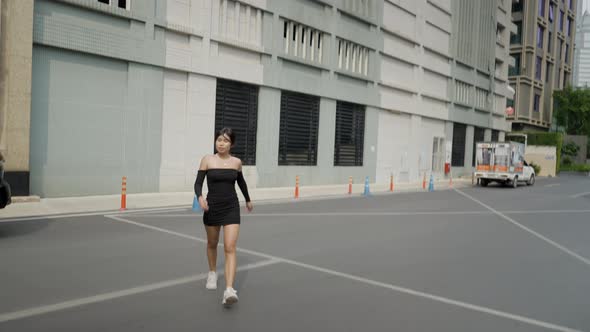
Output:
[
  {"xmin": 491, "ymin": 129, "xmax": 499, "ymax": 142},
  {"xmin": 279, "ymin": 91, "xmax": 320, "ymax": 166},
  {"xmin": 215, "ymin": 79, "xmax": 259, "ymax": 165},
  {"xmin": 472, "ymin": 127, "xmax": 485, "ymax": 166},
  {"xmin": 452, "ymin": 123, "xmax": 466, "ymax": 167},
  {"xmin": 334, "ymin": 101, "xmax": 365, "ymax": 166}
]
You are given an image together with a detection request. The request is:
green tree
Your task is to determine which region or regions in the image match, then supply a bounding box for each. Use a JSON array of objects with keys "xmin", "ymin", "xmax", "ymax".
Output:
[{"xmin": 553, "ymin": 86, "xmax": 590, "ymax": 135}]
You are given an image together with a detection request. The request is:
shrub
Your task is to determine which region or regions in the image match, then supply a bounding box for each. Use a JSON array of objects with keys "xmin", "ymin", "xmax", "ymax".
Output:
[
  {"xmin": 529, "ymin": 162, "xmax": 541, "ymax": 175},
  {"xmin": 560, "ymin": 163, "xmax": 590, "ymax": 172}
]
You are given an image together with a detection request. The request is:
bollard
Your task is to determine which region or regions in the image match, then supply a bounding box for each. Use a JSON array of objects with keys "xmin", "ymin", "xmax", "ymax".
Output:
[
  {"xmin": 120, "ymin": 176, "xmax": 127, "ymax": 211},
  {"xmin": 348, "ymin": 176, "xmax": 353, "ymax": 195},
  {"xmin": 363, "ymin": 176, "xmax": 371, "ymax": 197},
  {"xmin": 449, "ymin": 172, "xmax": 453, "ymax": 188},
  {"xmin": 294, "ymin": 175, "xmax": 300, "ymax": 199},
  {"xmin": 390, "ymin": 174, "xmax": 394, "ymax": 192}
]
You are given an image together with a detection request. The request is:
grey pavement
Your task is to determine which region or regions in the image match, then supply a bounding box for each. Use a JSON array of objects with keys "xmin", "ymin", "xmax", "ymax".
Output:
[{"xmin": 1, "ymin": 174, "xmax": 589, "ymax": 331}]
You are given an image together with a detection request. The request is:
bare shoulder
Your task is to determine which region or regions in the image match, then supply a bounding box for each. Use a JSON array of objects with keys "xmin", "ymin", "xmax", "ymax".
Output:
[
  {"xmin": 199, "ymin": 155, "xmax": 213, "ymax": 170},
  {"xmin": 232, "ymin": 156, "xmax": 243, "ymax": 169}
]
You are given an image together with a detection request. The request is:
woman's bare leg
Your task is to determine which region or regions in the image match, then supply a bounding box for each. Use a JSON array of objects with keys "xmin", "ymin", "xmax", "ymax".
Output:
[
  {"xmin": 223, "ymin": 224, "xmax": 240, "ymax": 289},
  {"xmin": 205, "ymin": 225, "xmax": 221, "ymax": 271}
]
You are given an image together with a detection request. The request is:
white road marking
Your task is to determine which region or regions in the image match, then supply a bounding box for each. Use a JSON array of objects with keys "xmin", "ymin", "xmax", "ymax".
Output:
[
  {"xmin": 455, "ymin": 188, "xmax": 590, "ymax": 267},
  {"xmin": 125, "ymin": 209, "xmax": 590, "ymax": 219},
  {"xmin": 570, "ymin": 192, "xmax": 590, "ymax": 198},
  {"xmin": 0, "ymin": 258, "xmax": 280, "ymax": 323},
  {"xmin": 101, "ymin": 215, "xmax": 583, "ymax": 332}
]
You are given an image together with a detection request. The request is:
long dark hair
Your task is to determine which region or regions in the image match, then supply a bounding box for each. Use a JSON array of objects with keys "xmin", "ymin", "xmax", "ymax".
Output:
[{"xmin": 215, "ymin": 127, "xmax": 236, "ymax": 146}]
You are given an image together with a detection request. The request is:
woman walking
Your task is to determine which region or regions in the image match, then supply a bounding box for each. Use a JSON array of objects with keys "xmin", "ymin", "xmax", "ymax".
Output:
[{"xmin": 194, "ymin": 128, "xmax": 253, "ymax": 306}]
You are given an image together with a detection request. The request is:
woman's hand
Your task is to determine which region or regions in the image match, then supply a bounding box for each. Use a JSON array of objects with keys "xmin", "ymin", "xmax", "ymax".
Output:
[
  {"xmin": 246, "ymin": 201, "xmax": 253, "ymax": 212},
  {"xmin": 198, "ymin": 196, "xmax": 209, "ymax": 212}
]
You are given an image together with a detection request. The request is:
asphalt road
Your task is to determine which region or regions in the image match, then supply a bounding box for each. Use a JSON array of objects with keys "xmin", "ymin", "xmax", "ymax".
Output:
[{"xmin": 1, "ymin": 174, "xmax": 589, "ymax": 332}]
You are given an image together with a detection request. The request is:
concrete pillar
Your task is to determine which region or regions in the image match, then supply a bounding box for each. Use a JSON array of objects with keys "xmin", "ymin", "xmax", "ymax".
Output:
[
  {"xmin": 409, "ymin": 114, "xmax": 422, "ymax": 182},
  {"xmin": 0, "ymin": 0, "xmax": 34, "ymax": 196},
  {"xmin": 464, "ymin": 125, "xmax": 474, "ymax": 169},
  {"xmin": 484, "ymin": 128, "xmax": 492, "ymax": 141}
]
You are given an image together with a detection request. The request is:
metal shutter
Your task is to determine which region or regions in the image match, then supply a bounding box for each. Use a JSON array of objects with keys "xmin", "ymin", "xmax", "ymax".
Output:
[
  {"xmin": 279, "ymin": 91, "xmax": 320, "ymax": 166},
  {"xmin": 472, "ymin": 127, "xmax": 485, "ymax": 166},
  {"xmin": 215, "ymin": 79, "xmax": 258, "ymax": 165},
  {"xmin": 491, "ymin": 130, "xmax": 499, "ymax": 141},
  {"xmin": 451, "ymin": 123, "xmax": 466, "ymax": 167},
  {"xmin": 334, "ymin": 101, "xmax": 365, "ymax": 166}
]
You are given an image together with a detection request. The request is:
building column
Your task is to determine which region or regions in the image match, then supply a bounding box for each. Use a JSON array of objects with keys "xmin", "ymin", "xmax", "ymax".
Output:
[
  {"xmin": 464, "ymin": 125, "xmax": 474, "ymax": 169},
  {"xmin": 0, "ymin": 0, "xmax": 34, "ymax": 196},
  {"xmin": 484, "ymin": 128, "xmax": 492, "ymax": 141}
]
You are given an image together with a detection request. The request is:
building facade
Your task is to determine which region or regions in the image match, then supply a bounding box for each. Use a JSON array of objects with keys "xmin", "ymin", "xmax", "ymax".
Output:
[
  {"xmin": 10, "ymin": 0, "xmax": 512, "ymax": 197},
  {"xmin": 573, "ymin": 9, "xmax": 590, "ymax": 87},
  {"xmin": 0, "ymin": 0, "xmax": 34, "ymax": 196},
  {"xmin": 508, "ymin": 0, "xmax": 577, "ymax": 131}
]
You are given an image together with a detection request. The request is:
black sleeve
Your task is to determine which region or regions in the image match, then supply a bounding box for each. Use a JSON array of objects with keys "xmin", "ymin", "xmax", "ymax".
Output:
[
  {"xmin": 237, "ymin": 171, "xmax": 251, "ymax": 202},
  {"xmin": 194, "ymin": 170, "xmax": 207, "ymax": 198}
]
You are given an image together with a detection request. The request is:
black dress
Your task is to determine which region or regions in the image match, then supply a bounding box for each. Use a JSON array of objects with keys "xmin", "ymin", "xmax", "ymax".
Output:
[{"xmin": 194, "ymin": 168, "xmax": 251, "ymax": 227}]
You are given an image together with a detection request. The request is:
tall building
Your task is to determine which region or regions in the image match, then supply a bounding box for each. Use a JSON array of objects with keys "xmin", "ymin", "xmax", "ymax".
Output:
[
  {"xmin": 6, "ymin": 0, "xmax": 513, "ymax": 197},
  {"xmin": 508, "ymin": 0, "xmax": 577, "ymax": 131},
  {"xmin": 573, "ymin": 9, "xmax": 590, "ymax": 87}
]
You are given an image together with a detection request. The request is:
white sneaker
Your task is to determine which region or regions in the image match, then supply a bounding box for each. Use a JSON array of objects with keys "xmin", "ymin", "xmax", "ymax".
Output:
[
  {"xmin": 205, "ymin": 271, "xmax": 217, "ymax": 290},
  {"xmin": 222, "ymin": 287, "xmax": 238, "ymax": 306}
]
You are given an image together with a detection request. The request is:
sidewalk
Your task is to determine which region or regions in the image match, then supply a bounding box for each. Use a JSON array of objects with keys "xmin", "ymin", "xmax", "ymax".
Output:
[{"xmin": 0, "ymin": 178, "xmax": 472, "ymax": 219}]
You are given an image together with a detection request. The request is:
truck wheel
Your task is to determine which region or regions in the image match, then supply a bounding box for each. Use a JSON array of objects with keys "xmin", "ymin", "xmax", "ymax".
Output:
[
  {"xmin": 512, "ymin": 177, "xmax": 518, "ymax": 188},
  {"xmin": 481, "ymin": 179, "xmax": 488, "ymax": 187},
  {"xmin": 527, "ymin": 174, "xmax": 535, "ymax": 186}
]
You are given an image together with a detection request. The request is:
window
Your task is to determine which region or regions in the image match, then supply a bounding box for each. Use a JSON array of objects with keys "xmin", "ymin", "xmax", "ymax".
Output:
[
  {"xmin": 567, "ymin": 18, "xmax": 572, "ymax": 36},
  {"xmin": 509, "ymin": 53, "xmax": 521, "ymax": 76},
  {"xmin": 511, "ymin": 21, "xmax": 523, "ymax": 44},
  {"xmin": 475, "ymin": 88, "xmax": 487, "ymax": 110},
  {"xmin": 451, "ymin": 123, "xmax": 467, "ymax": 167},
  {"xmin": 565, "ymin": 44, "xmax": 569, "ymax": 62},
  {"xmin": 337, "ymin": 39, "xmax": 370, "ymax": 76},
  {"xmin": 215, "ymin": 79, "xmax": 259, "ymax": 165},
  {"xmin": 546, "ymin": 62, "xmax": 552, "ymax": 82},
  {"xmin": 491, "ymin": 130, "xmax": 499, "ymax": 142},
  {"xmin": 334, "ymin": 101, "xmax": 365, "ymax": 166},
  {"xmin": 283, "ymin": 19, "xmax": 323, "ymax": 64},
  {"xmin": 537, "ymin": 25, "xmax": 544, "ymax": 49},
  {"xmin": 535, "ymin": 56, "xmax": 543, "ymax": 80},
  {"xmin": 512, "ymin": 0, "xmax": 523, "ymax": 12},
  {"xmin": 455, "ymin": 81, "xmax": 471, "ymax": 105},
  {"xmin": 533, "ymin": 94, "xmax": 540, "ymax": 112},
  {"xmin": 549, "ymin": 4, "xmax": 554, "ymax": 22},
  {"xmin": 538, "ymin": 0, "xmax": 546, "ymax": 17},
  {"xmin": 218, "ymin": 0, "xmax": 263, "ymax": 46},
  {"xmin": 97, "ymin": 0, "xmax": 130, "ymax": 10},
  {"xmin": 548, "ymin": 31, "xmax": 552, "ymax": 52},
  {"xmin": 557, "ymin": 68, "xmax": 561, "ymax": 87},
  {"xmin": 278, "ymin": 91, "xmax": 320, "ymax": 165}
]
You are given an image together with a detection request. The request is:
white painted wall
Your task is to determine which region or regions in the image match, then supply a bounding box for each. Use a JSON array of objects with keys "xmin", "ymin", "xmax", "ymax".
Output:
[{"xmin": 160, "ymin": 71, "xmax": 216, "ymax": 192}]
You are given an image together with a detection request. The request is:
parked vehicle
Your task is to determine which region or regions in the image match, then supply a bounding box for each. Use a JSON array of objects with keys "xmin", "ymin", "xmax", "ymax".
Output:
[
  {"xmin": 0, "ymin": 152, "xmax": 11, "ymax": 208},
  {"xmin": 474, "ymin": 141, "xmax": 535, "ymax": 188}
]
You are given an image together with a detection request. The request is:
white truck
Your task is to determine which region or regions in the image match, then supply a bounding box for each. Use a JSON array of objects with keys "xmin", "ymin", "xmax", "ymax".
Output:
[{"xmin": 474, "ymin": 141, "xmax": 535, "ymax": 188}]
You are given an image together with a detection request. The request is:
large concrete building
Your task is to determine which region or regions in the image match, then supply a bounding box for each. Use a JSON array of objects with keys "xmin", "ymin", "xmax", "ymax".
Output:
[
  {"xmin": 508, "ymin": 0, "xmax": 577, "ymax": 131},
  {"xmin": 573, "ymin": 8, "xmax": 590, "ymax": 87},
  {"xmin": 3, "ymin": 0, "xmax": 513, "ymax": 198}
]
